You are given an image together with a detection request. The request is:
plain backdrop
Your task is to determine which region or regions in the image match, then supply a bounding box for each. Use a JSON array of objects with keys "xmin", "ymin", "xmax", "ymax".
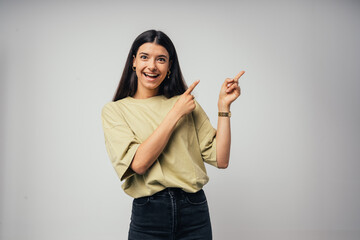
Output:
[{"xmin": 1, "ymin": 0, "xmax": 359, "ymax": 239}]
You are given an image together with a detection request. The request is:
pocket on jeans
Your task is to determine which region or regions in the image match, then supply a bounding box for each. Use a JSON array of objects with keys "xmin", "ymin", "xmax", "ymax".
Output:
[
  {"xmin": 133, "ymin": 196, "xmax": 150, "ymax": 206},
  {"xmin": 185, "ymin": 189, "xmax": 207, "ymax": 205}
]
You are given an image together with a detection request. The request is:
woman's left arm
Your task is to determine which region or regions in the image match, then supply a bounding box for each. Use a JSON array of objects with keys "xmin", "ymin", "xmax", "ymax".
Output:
[{"xmin": 216, "ymin": 71, "xmax": 245, "ymax": 168}]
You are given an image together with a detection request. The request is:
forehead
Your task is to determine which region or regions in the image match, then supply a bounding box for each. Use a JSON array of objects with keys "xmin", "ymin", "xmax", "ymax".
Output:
[{"xmin": 136, "ymin": 42, "xmax": 169, "ymax": 57}]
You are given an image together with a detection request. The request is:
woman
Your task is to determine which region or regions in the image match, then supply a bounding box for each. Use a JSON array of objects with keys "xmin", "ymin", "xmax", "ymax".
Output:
[{"xmin": 101, "ymin": 29, "xmax": 245, "ymax": 240}]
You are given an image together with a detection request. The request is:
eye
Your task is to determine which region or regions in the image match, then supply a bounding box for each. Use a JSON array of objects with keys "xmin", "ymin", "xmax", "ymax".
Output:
[
  {"xmin": 140, "ymin": 55, "xmax": 147, "ymax": 60},
  {"xmin": 158, "ymin": 57, "xmax": 166, "ymax": 63}
]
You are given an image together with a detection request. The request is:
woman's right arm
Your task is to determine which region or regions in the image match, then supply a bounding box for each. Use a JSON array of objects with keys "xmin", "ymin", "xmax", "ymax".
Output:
[{"xmin": 130, "ymin": 80, "xmax": 200, "ymax": 175}]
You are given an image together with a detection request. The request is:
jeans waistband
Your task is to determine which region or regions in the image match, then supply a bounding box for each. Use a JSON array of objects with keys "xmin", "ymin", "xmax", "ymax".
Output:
[
  {"xmin": 152, "ymin": 188, "xmax": 206, "ymax": 200},
  {"xmin": 152, "ymin": 188, "xmax": 186, "ymax": 197}
]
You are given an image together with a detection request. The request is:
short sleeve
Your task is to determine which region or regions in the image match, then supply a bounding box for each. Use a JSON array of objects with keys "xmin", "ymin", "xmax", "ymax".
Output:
[
  {"xmin": 192, "ymin": 101, "xmax": 218, "ymax": 168},
  {"xmin": 101, "ymin": 102, "xmax": 141, "ymax": 181}
]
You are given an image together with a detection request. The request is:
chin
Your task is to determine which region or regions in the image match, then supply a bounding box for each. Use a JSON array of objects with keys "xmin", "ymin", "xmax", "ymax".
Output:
[
  {"xmin": 141, "ymin": 79, "xmax": 164, "ymax": 89},
  {"xmin": 139, "ymin": 82, "xmax": 159, "ymax": 90}
]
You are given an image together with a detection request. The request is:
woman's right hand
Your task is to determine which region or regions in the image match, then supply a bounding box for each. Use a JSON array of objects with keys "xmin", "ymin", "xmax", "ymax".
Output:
[{"xmin": 172, "ymin": 80, "xmax": 200, "ymax": 117}]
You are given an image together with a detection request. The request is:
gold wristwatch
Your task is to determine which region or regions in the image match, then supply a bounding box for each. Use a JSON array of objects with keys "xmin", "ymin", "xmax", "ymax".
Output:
[{"xmin": 218, "ymin": 111, "xmax": 231, "ymax": 117}]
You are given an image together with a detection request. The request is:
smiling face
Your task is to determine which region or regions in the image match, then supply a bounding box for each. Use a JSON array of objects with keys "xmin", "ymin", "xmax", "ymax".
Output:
[{"xmin": 132, "ymin": 42, "xmax": 171, "ymax": 99}]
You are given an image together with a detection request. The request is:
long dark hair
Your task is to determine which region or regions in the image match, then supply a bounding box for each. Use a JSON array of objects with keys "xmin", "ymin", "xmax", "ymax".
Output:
[{"xmin": 112, "ymin": 30, "xmax": 187, "ymax": 101}]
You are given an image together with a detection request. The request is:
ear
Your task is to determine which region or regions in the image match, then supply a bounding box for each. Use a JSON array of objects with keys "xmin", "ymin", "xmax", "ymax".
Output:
[
  {"xmin": 132, "ymin": 55, "xmax": 136, "ymax": 67},
  {"xmin": 168, "ymin": 60, "xmax": 172, "ymax": 71}
]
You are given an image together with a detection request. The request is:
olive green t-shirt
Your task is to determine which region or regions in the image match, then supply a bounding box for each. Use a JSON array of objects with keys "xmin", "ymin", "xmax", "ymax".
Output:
[{"xmin": 101, "ymin": 95, "xmax": 217, "ymax": 198}]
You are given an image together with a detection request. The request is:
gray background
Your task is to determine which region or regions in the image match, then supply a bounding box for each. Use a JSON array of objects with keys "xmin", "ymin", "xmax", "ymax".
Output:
[{"xmin": 1, "ymin": 0, "xmax": 360, "ymax": 239}]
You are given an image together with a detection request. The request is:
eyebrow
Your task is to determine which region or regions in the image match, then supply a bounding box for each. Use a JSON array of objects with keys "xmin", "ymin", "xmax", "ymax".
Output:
[{"xmin": 139, "ymin": 52, "xmax": 168, "ymax": 59}]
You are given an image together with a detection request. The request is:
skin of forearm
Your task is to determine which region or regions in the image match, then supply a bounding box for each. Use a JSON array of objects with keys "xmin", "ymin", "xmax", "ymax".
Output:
[
  {"xmin": 216, "ymin": 102, "xmax": 231, "ymax": 169},
  {"xmin": 130, "ymin": 109, "xmax": 182, "ymax": 175},
  {"xmin": 130, "ymin": 81, "xmax": 198, "ymax": 175}
]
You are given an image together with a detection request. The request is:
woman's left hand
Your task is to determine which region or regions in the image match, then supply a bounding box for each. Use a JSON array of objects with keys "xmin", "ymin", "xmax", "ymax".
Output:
[{"xmin": 218, "ymin": 71, "xmax": 245, "ymax": 110}]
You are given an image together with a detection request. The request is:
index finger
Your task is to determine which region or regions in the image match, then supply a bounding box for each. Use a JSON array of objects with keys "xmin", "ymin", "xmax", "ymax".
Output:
[
  {"xmin": 233, "ymin": 71, "xmax": 245, "ymax": 82},
  {"xmin": 185, "ymin": 80, "xmax": 200, "ymax": 94}
]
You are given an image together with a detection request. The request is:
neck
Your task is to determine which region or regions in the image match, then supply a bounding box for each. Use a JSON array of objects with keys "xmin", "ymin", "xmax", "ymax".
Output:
[{"xmin": 133, "ymin": 89, "xmax": 159, "ymax": 99}]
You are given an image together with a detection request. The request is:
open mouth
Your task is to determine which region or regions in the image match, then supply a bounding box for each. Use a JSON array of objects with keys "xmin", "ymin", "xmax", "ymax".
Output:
[{"xmin": 144, "ymin": 73, "xmax": 160, "ymax": 79}]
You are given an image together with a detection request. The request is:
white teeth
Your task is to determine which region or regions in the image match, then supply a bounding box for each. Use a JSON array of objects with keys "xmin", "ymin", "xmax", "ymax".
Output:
[{"xmin": 145, "ymin": 73, "xmax": 158, "ymax": 77}]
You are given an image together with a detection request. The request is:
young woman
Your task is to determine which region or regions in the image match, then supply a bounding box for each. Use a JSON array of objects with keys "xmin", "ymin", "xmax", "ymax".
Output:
[{"xmin": 101, "ymin": 29, "xmax": 245, "ymax": 240}]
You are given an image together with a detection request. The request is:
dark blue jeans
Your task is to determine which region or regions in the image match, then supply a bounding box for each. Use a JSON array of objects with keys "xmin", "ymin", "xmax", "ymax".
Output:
[{"xmin": 128, "ymin": 188, "xmax": 212, "ymax": 240}]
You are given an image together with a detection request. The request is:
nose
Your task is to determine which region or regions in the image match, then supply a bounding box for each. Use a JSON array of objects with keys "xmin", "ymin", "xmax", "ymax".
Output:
[{"xmin": 147, "ymin": 59, "xmax": 157, "ymax": 71}]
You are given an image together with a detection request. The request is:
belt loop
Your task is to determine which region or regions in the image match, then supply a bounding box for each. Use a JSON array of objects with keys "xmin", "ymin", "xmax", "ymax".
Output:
[{"xmin": 181, "ymin": 189, "xmax": 186, "ymax": 199}]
